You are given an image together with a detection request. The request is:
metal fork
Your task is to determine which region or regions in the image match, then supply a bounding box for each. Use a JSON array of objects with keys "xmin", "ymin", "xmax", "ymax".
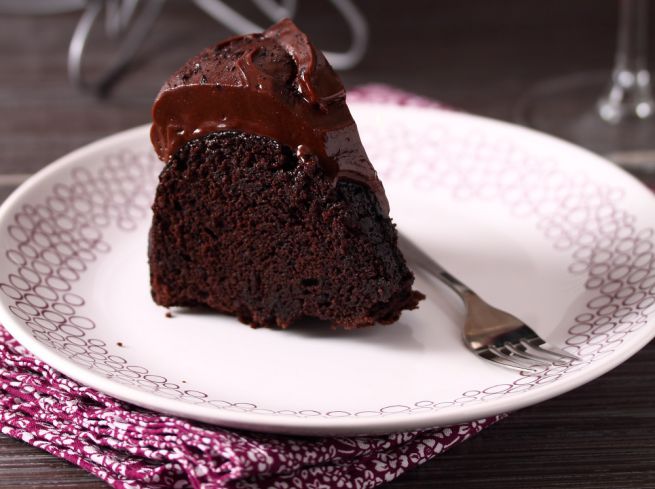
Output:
[{"xmin": 397, "ymin": 233, "xmax": 580, "ymax": 373}]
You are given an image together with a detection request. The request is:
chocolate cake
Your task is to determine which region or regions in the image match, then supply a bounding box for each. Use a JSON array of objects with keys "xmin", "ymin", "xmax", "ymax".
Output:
[{"xmin": 148, "ymin": 19, "xmax": 423, "ymax": 329}]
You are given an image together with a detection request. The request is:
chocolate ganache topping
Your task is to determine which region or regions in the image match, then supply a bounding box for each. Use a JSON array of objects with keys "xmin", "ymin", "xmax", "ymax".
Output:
[{"xmin": 150, "ymin": 19, "xmax": 389, "ymax": 214}]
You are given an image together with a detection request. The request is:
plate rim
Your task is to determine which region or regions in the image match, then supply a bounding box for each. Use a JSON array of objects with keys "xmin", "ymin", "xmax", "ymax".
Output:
[{"xmin": 1, "ymin": 103, "xmax": 654, "ymax": 435}]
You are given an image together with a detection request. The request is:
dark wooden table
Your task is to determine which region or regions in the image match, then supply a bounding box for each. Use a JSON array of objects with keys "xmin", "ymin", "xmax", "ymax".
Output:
[{"xmin": 1, "ymin": 1, "xmax": 655, "ymax": 487}]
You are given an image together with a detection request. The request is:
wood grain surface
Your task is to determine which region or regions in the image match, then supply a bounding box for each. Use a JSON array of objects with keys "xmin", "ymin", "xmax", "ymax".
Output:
[{"xmin": 1, "ymin": 1, "xmax": 654, "ymax": 487}]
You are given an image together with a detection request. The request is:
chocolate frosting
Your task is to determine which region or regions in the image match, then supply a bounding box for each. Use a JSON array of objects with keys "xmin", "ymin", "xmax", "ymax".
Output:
[{"xmin": 150, "ymin": 19, "xmax": 389, "ymax": 214}]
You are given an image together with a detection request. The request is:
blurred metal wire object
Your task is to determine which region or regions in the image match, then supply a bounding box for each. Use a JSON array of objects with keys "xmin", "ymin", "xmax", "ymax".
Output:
[
  {"xmin": 67, "ymin": 0, "xmax": 368, "ymax": 96},
  {"xmin": 68, "ymin": 0, "xmax": 164, "ymax": 94}
]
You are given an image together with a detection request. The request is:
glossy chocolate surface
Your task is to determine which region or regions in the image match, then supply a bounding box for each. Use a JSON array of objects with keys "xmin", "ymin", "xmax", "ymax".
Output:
[{"xmin": 150, "ymin": 19, "xmax": 389, "ymax": 213}]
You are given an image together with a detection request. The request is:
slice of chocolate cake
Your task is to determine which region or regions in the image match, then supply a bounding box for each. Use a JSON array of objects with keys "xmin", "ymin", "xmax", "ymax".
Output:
[{"xmin": 148, "ymin": 19, "xmax": 423, "ymax": 329}]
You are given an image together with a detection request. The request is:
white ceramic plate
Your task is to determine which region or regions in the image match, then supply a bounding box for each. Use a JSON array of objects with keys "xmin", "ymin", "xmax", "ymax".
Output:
[{"xmin": 1, "ymin": 102, "xmax": 655, "ymax": 436}]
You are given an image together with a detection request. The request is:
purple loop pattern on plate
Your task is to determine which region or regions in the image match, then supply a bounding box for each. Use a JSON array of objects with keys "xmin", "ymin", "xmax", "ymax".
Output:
[{"xmin": 1, "ymin": 114, "xmax": 655, "ymax": 417}]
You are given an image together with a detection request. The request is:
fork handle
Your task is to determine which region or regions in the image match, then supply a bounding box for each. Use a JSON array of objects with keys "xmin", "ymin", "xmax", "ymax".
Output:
[
  {"xmin": 396, "ymin": 233, "xmax": 472, "ymax": 298},
  {"xmin": 397, "ymin": 233, "xmax": 532, "ymax": 349}
]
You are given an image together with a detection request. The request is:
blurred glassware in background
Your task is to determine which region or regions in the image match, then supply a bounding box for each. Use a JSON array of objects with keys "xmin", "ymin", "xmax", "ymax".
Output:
[
  {"xmin": 2, "ymin": 0, "xmax": 367, "ymax": 96},
  {"xmin": 516, "ymin": 0, "xmax": 655, "ymax": 174}
]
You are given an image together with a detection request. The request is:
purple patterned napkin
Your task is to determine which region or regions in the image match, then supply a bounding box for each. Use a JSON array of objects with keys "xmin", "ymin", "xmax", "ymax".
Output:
[{"xmin": 0, "ymin": 85, "xmax": 503, "ymax": 489}]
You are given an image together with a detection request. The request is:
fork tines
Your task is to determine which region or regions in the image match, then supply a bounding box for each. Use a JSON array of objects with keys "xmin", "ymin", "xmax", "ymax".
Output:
[{"xmin": 481, "ymin": 337, "xmax": 580, "ymax": 373}]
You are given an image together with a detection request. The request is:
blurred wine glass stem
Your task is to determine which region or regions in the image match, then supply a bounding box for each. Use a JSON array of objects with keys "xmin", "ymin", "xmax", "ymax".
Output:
[{"xmin": 598, "ymin": 0, "xmax": 655, "ymax": 124}]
